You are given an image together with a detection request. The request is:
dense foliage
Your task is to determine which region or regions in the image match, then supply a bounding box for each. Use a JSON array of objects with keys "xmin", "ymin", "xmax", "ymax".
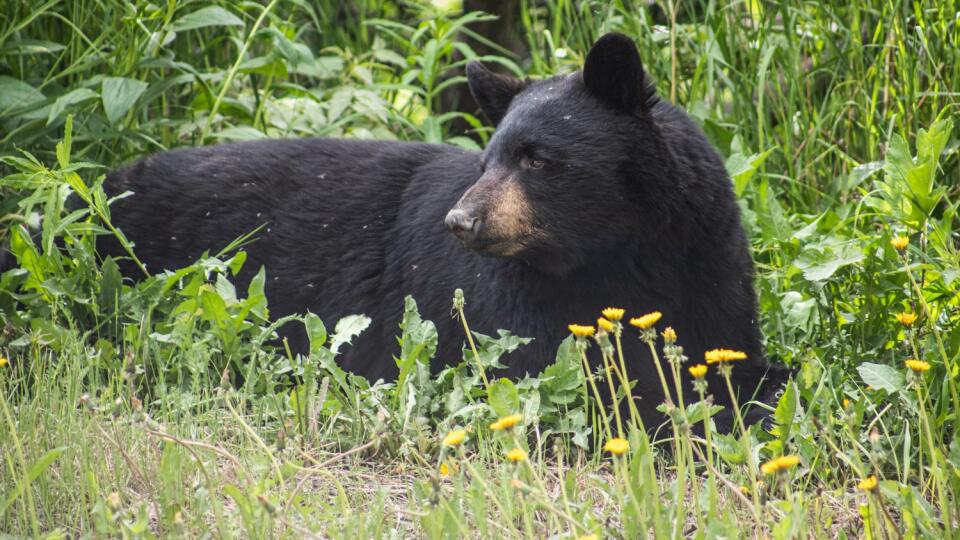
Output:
[{"xmin": 1, "ymin": 1, "xmax": 958, "ymax": 538}]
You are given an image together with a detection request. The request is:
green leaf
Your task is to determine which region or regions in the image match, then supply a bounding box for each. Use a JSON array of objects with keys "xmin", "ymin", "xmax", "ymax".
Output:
[
  {"xmin": 857, "ymin": 362, "xmax": 905, "ymax": 394},
  {"xmin": 883, "ymin": 133, "xmax": 913, "ymax": 182},
  {"xmin": 798, "ymin": 245, "xmax": 864, "ymax": 282},
  {"xmin": 217, "ymin": 126, "xmax": 267, "ymax": 141},
  {"xmin": 46, "ymin": 88, "xmax": 98, "ymax": 126},
  {"xmin": 772, "ymin": 381, "xmax": 797, "ymax": 441},
  {"xmin": 1, "ymin": 446, "xmax": 67, "ymax": 516},
  {"xmin": 101, "ymin": 77, "xmax": 148, "ymax": 125},
  {"xmin": 488, "ymin": 378, "xmax": 519, "ymax": 418},
  {"xmin": 686, "ymin": 400, "xmax": 724, "ymax": 424},
  {"xmin": 214, "ymin": 274, "xmax": 237, "ymax": 305},
  {"xmin": 304, "ymin": 312, "xmax": 327, "ymax": 355},
  {"xmin": 398, "ymin": 295, "xmax": 437, "ymax": 364},
  {"xmin": 726, "ymin": 148, "xmax": 773, "ymax": 196},
  {"xmin": 916, "ymin": 118, "xmax": 952, "ymax": 166},
  {"xmin": 0, "ymin": 76, "xmax": 45, "ymax": 112},
  {"xmin": 246, "ymin": 266, "xmax": 268, "ymax": 319},
  {"xmin": 467, "ymin": 330, "xmax": 533, "ymax": 370},
  {"xmin": 98, "ymin": 256, "xmax": 122, "ymax": 319},
  {"xmin": 171, "ymin": 6, "xmax": 243, "ymax": 32},
  {"xmin": 56, "ymin": 115, "xmax": 73, "ymax": 169},
  {"xmin": 330, "ymin": 314, "xmax": 371, "ymax": 354},
  {"xmin": 199, "ymin": 286, "xmax": 230, "ymax": 328}
]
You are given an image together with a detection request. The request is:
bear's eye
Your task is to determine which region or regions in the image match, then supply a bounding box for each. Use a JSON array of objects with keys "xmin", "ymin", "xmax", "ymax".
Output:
[{"xmin": 521, "ymin": 156, "xmax": 545, "ymax": 170}]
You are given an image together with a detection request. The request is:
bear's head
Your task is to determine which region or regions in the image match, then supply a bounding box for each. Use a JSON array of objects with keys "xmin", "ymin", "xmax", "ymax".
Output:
[{"xmin": 446, "ymin": 33, "xmax": 676, "ymax": 275}]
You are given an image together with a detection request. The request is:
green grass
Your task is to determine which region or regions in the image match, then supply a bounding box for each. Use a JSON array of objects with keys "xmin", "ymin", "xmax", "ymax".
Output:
[{"xmin": 1, "ymin": 0, "xmax": 959, "ymax": 538}]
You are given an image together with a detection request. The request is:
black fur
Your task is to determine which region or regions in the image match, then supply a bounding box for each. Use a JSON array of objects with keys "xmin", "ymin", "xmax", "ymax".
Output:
[{"xmin": 99, "ymin": 33, "xmax": 785, "ymax": 429}]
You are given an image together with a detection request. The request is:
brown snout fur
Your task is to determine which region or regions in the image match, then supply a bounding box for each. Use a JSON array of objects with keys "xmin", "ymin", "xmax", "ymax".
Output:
[{"xmin": 453, "ymin": 169, "xmax": 536, "ymax": 251}]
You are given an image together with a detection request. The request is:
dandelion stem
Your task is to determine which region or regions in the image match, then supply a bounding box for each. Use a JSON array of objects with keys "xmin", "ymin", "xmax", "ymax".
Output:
[
  {"xmin": 456, "ymin": 299, "xmax": 489, "ymax": 390},
  {"xmin": 696, "ymin": 387, "xmax": 718, "ymax": 515},
  {"xmin": 614, "ymin": 328, "xmax": 645, "ymax": 432},
  {"xmin": 578, "ymin": 345, "xmax": 612, "ymax": 440},
  {"xmin": 644, "ymin": 338, "xmax": 689, "ymax": 537},
  {"xmin": 722, "ymin": 367, "xmax": 762, "ymax": 525},
  {"xmin": 602, "ymin": 349, "xmax": 625, "ymax": 438}
]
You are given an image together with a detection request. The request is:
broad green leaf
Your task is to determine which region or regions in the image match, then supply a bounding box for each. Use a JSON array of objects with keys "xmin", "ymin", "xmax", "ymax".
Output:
[
  {"xmin": 217, "ymin": 126, "xmax": 267, "ymax": 141},
  {"xmin": 171, "ymin": 6, "xmax": 243, "ymax": 32},
  {"xmin": 46, "ymin": 88, "xmax": 98, "ymax": 126},
  {"xmin": 304, "ymin": 312, "xmax": 327, "ymax": 355},
  {"xmin": 726, "ymin": 148, "xmax": 773, "ymax": 196},
  {"xmin": 488, "ymin": 378, "xmax": 520, "ymax": 418},
  {"xmin": 883, "ymin": 133, "xmax": 913, "ymax": 182},
  {"xmin": 199, "ymin": 286, "xmax": 230, "ymax": 328},
  {"xmin": 916, "ymin": 118, "xmax": 952, "ymax": 165},
  {"xmin": 98, "ymin": 256, "xmax": 122, "ymax": 318},
  {"xmin": 798, "ymin": 247, "xmax": 863, "ymax": 282},
  {"xmin": 101, "ymin": 77, "xmax": 148, "ymax": 125},
  {"xmin": 857, "ymin": 362, "xmax": 905, "ymax": 394},
  {"xmin": 686, "ymin": 400, "xmax": 724, "ymax": 424},
  {"xmin": 772, "ymin": 381, "xmax": 797, "ymax": 441},
  {"xmin": 214, "ymin": 274, "xmax": 237, "ymax": 305},
  {"xmin": 0, "ymin": 76, "xmax": 45, "ymax": 112}
]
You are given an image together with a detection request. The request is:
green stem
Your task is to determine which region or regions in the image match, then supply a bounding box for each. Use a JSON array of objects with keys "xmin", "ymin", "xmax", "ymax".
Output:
[
  {"xmin": 457, "ymin": 302, "xmax": 489, "ymax": 390},
  {"xmin": 578, "ymin": 345, "xmax": 612, "ymax": 440},
  {"xmin": 614, "ymin": 328, "xmax": 646, "ymax": 432},
  {"xmin": 199, "ymin": 0, "xmax": 280, "ymax": 143},
  {"xmin": 602, "ymin": 349, "xmax": 624, "ymax": 438},
  {"xmin": 722, "ymin": 367, "xmax": 762, "ymax": 525}
]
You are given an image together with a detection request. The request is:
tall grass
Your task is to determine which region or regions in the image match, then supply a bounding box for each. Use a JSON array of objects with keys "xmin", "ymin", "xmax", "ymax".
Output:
[{"xmin": 1, "ymin": 0, "xmax": 959, "ymax": 538}]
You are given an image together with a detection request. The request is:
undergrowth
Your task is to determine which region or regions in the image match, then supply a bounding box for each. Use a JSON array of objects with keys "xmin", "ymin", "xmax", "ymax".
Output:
[{"xmin": 1, "ymin": 1, "xmax": 959, "ymax": 538}]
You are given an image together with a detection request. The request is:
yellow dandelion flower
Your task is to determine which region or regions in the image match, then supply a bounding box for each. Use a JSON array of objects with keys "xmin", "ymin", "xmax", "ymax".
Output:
[
  {"xmin": 442, "ymin": 429, "xmax": 466, "ymax": 447},
  {"xmin": 603, "ymin": 437, "xmax": 630, "ymax": 456},
  {"xmin": 577, "ymin": 535, "xmax": 598, "ymax": 540},
  {"xmin": 858, "ymin": 475, "xmax": 878, "ymax": 491},
  {"xmin": 662, "ymin": 326, "xmax": 677, "ymax": 343},
  {"xmin": 0, "ymin": 356, "xmax": 7, "ymax": 368},
  {"xmin": 439, "ymin": 463, "xmax": 450, "ymax": 477},
  {"xmin": 568, "ymin": 324, "xmax": 596, "ymax": 338},
  {"xmin": 490, "ymin": 413, "xmax": 522, "ymax": 431},
  {"xmin": 505, "ymin": 448, "xmax": 527, "ymax": 462},
  {"xmin": 842, "ymin": 398, "xmax": 850, "ymax": 409},
  {"xmin": 895, "ymin": 312, "xmax": 918, "ymax": 326},
  {"xmin": 688, "ymin": 364, "xmax": 708, "ymax": 379},
  {"xmin": 890, "ymin": 236, "xmax": 909, "ymax": 251},
  {"xmin": 905, "ymin": 359, "xmax": 930, "ymax": 373},
  {"xmin": 704, "ymin": 348, "xmax": 748, "ymax": 364},
  {"xmin": 601, "ymin": 307, "xmax": 625, "ymax": 321},
  {"xmin": 596, "ymin": 317, "xmax": 615, "ymax": 332},
  {"xmin": 760, "ymin": 455, "xmax": 801, "ymax": 475},
  {"xmin": 629, "ymin": 311, "xmax": 662, "ymax": 330}
]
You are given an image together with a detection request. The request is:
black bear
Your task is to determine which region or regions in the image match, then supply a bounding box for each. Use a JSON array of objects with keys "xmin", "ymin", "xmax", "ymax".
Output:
[{"xmin": 99, "ymin": 33, "xmax": 783, "ymax": 428}]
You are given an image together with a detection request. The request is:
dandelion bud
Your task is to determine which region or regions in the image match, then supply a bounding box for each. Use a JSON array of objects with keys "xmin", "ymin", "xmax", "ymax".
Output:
[
  {"xmin": 452, "ymin": 288, "xmax": 465, "ymax": 310},
  {"xmin": 661, "ymin": 326, "xmax": 677, "ymax": 344}
]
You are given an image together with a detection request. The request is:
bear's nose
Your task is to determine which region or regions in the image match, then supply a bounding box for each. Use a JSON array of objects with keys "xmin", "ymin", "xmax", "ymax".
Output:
[{"xmin": 444, "ymin": 208, "xmax": 481, "ymax": 242}]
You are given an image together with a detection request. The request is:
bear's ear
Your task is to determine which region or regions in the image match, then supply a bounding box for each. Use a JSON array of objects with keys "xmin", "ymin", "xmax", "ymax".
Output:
[
  {"xmin": 582, "ymin": 33, "xmax": 657, "ymax": 112},
  {"xmin": 467, "ymin": 61, "xmax": 527, "ymax": 127}
]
